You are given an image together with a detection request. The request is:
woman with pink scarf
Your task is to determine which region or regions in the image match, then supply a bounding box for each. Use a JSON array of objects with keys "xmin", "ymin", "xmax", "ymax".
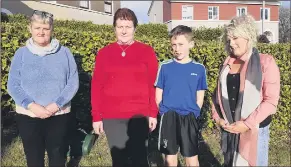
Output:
[{"xmin": 212, "ymin": 15, "xmax": 280, "ymax": 167}]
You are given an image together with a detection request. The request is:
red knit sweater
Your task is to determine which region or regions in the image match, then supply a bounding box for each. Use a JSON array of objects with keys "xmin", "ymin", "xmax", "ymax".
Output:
[{"xmin": 91, "ymin": 41, "xmax": 159, "ymax": 122}]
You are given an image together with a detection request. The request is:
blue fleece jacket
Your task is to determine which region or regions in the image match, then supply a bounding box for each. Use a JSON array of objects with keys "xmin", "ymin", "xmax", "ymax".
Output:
[{"xmin": 7, "ymin": 46, "xmax": 79, "ymax": 109}]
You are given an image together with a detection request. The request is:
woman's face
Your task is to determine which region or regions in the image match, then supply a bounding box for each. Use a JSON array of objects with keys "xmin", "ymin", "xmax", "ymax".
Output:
[
  {"xmin": 114, "ymin": 18, "xmax": 135, "ymax": 44},
  {"xmin": 29, "ymin": 21, "xmax": 52, "ymax": 47},
  {"xmin": 227, "ymin": 35, "xmax": 249, "ymax": 57}
]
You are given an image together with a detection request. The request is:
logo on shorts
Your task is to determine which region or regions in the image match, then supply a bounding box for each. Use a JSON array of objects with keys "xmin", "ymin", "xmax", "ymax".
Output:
[
  {"xmin": 163, "ymin": 139, "xmax": 168, "ymax": 148},
  {"xmin": 191, "ymin": 73, "xmax": 198, "ymax": 76}
]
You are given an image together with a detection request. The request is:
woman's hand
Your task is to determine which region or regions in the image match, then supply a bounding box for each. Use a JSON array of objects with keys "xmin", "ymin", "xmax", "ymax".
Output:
[
  {"xmin": 45, "ymin": 103, "xmax": 60, "ymax": 115},
  {"xmin": 28, "ymin": 103, "xmax": 52, "ymax": 119},
  {"xmin": 93, "ymin": 121, "xmax": 104, "ymax": 135},
  {"xmin": 224, "ymin": 121, "xmax": 250, "ymax": 134},
  {"xmin": 216, "ymin": 118, "xmax": 228, "ymax": 129}
]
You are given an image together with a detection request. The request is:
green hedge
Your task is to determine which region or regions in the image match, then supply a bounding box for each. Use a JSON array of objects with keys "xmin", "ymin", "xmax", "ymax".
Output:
[
  {"xmin": 1, "ymin": 14, "xmax": 169, "ymax": 39},
  {"xmin": 2, "ymin": 14, "xmax": 225, "ymax": 40},
  {"xmin": 192, "ymin": 26, "xmax": 223, "ymax": 41},
  {"xmin": 1, "ymin": 21, "xmax": 290, "ymax": 140}
]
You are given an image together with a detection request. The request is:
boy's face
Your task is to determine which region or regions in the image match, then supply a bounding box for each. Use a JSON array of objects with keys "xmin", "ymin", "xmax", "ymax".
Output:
[{"xmin": 171, "ymin": 35, "xmax": 194, "ymax": 61}]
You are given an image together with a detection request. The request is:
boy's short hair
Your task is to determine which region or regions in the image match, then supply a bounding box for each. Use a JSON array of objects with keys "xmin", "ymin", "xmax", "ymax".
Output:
[{"xmin": 169, "ymin": 25, "xmax": 193, "ymax": 41}]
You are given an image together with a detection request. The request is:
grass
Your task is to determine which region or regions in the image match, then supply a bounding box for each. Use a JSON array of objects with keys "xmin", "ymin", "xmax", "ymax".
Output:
[{"xmin": 1, "ymin": 128, "xmax": 290, "ymax": 167}]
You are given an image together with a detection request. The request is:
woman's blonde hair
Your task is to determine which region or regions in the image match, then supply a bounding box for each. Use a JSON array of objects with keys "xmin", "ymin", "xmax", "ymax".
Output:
[{"xmin": 223, "ymin": 14, "xmax": 258, "ymax": 54}]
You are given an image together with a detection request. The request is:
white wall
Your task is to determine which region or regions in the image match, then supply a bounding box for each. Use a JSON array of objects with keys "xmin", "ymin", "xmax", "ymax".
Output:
[
  {"xmin": 148, "ymin": 1, "xmax": 163, "ymax": 24},
  {"xmin": 2, "ymin": 1, "xmax": 114, "ymax": 25}
]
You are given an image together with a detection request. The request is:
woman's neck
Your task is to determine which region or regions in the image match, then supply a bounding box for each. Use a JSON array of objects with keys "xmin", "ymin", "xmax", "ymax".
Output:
[
  {"xmin": 117, "ymin": 40, "xmax": 134, "ymax": 45},
  {"xmin": 33, "ymin": 39, "xmax": 50, "ymax": 47},
  {"xmin": 237, "ymin": 48, "xmax": 252, "ymax": 61}
]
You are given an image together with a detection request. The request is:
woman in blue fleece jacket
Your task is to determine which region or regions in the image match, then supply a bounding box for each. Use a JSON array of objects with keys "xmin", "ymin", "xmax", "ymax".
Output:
[{"xmin": 7, "ymin": 10, "xmax": 79, "ymax": 167}]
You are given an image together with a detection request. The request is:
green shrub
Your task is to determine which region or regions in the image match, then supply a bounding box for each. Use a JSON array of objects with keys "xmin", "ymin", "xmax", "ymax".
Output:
[
  {"xmin": 2, "ymin": 14, "xmax": 168, "ymax": 39},
  {"xmin": 2, "ymin": 14, "xmax": 221, "ymax": 41},
  {"xmin": 1, "ymin": 21, "xmax": 290, "ymax": 142},
  {"xmin": 1, "ymin": 13, "xmax": 29, "ymax": 24},
  {"xmin": 192, "ymin": 26, "xmax": 223, "ymax": 41}
]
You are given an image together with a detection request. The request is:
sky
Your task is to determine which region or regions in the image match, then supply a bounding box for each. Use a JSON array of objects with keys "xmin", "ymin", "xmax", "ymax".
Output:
[
  {"xmin": 121, "ymin": 1, "xmax": 290, "ymax": 24},
  {"xmin": 121, "ymin": 1, "xmax": 152, "ymax": 24}
]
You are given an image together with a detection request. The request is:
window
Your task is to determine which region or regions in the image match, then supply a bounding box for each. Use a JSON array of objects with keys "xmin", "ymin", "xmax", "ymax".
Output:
[
  {"xmin": 208, "ymin": 6, "xmax": 219, "ymax": 20},
  {"xmin": 104, "ymin": 0, "xmax": 112, "ymax": 14},
  {"xmin": 260, "ymin": 8, "xmax": 270, "ymax": 20},
  {"xmin": 80, "ymin": 1, "xmax": 90, "ymax": 9},
  {"xmin": 237, "ymin": 7, "xmax": 247, "ymax": 16},
  {"xmin": 182, "ymin": 5, "xmax": 193, "ymax": 20}
]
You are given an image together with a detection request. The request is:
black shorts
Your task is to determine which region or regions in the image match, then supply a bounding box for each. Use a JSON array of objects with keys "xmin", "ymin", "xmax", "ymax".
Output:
[{"xmin": 158, "ymin": 111, "xmax": 199, "ymax": 157}]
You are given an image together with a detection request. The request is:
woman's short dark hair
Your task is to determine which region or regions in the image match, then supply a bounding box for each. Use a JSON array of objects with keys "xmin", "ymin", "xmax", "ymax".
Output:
[{"xmin": 113, "ymin": 8, "xmax": 138, "ymax": 28}]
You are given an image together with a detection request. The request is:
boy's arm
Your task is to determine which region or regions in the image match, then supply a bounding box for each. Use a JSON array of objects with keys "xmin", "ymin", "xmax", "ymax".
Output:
[
  {"xmin": 197, "ymin": 90, "xmax": 205, "ymax": 109},
  {"xmin": 196, "ymin": 66, "xmax": 208, "ymax": 109},
  {"xmin": 155, "ymin": 87, "xmax": 163, "ymax": 109},
  {"xmin": 154, "ymin": 62, "xmax": 164, "ymax": 110}
]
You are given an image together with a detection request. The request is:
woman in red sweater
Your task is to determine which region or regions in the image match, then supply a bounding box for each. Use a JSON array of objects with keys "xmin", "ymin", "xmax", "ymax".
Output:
[{"xmin": 91, "ymin": 8, "xmax": 159, "ymax": 167}]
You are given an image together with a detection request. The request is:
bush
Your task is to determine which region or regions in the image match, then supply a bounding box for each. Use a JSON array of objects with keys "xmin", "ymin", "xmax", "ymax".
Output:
[
  {"xmin": 2, "ymin": 14, "xmax": 222, "ymax": 41},
  {"xmin": 192, "ymin": 26, "xmax": 223, "ymax": 41},
  {"xmin": 258, "ymin": 34, "xmax": 271, "ymax": 43},
  {"xmin": 1, "ymin": 13, "xmax": 28, "ymax": 24},
  {"xmin": 1, "ymin": 20, "xmax": 290, "ymax": 141},
  {"xmin": 1, "ymin": 14, "xmax": 169, "ymax": 39}
]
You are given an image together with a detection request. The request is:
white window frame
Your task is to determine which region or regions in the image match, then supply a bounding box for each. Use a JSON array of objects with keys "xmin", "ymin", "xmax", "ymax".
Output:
[
  {"xmin": 208, "ymin": 6, "xmax": 219, "ymax": 20},
  {"xmin": 237, "ymin": 7, "xmax": 247, "ymax": 17},
  {"xmin": 260, "ymin": 7, "xmax": 270, "ymax": 21},
  {"xmin": 182, "ymin": 5, "xmax": 193, "ymax": 20},
  {"xmin": 79, "ymin": 1, "xmax": 91, "ymax": 9},
  {"xmin": 104, "ymin": 0, "xmax": 113, "ymax": 14}
]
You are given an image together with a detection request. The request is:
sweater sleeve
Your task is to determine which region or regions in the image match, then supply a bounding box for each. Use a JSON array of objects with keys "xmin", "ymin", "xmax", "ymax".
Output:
[
  {"xmin": 7, "ymin": 48, "xmax": 34, "ymax": 109},
  {"xmin": 147, "ymin": 47, "xmax": 159, "ymax": 118},
  {"xmin": 244, "ymin": 56, "xmax": 280, "ymax": 129},
  {"xmin": 54, "ymin": 47, "xmax": 79, "ymax": 108},
  {"xmin": 91, "ymin": 49, "xmax": 105, "ymax": 122}
]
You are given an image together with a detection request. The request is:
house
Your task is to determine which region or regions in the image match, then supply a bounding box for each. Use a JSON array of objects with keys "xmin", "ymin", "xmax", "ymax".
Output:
[
  {"xmin": 1, "ymin": 0, "xmax": 120, "ymax": 25},
  {"xmin": 148, "ymin": 0, "xmax": 280, "ymax": 43}
]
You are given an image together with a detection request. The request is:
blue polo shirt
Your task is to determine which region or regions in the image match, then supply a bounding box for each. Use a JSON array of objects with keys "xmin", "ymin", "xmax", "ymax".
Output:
[{"xmin": 154, "ymin": 59, "xmax": 208, "ymax": 117}]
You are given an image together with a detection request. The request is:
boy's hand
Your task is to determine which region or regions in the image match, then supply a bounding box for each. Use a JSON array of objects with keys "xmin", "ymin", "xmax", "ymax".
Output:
[{"xmin": 149, "ymin": 117, "xmax": 157, "ymax": 132}]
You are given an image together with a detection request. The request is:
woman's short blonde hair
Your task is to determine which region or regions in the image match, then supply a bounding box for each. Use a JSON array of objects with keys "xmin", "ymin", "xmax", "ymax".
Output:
[
  {"xmin": 30, "ymin": 11, "xmax": 54, "ymax": 28},
  {"xmin": 223, "ymin": 14, "xmax": 258, "ymax": 54}
]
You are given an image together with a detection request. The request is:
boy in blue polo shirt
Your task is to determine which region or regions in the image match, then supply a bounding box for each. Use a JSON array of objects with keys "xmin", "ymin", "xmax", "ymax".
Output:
[{"xmin": 155, "ymin": 25, "xmax": 207, "ymax": 166}]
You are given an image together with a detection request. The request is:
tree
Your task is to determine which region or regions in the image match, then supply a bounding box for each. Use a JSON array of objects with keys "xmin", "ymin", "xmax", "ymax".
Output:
[
  {"xmin": 279, "ymin": 6, "xmax": 291, "ymax": 43},
  {"xmin": 258, "ymin": 34, "xmax": 270, "ymax": 43}
]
